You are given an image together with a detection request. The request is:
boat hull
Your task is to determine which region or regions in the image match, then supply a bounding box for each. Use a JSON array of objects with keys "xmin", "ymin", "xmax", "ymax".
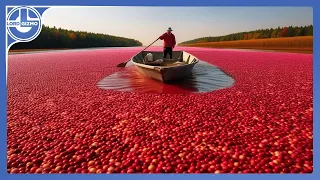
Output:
[
  {"xmin": 131, "ymin": 51, "xmax": 199, "ymax": 83},
  {"xmin": 134, "ymin": 63, "xmax": 196, "ymax": 82}
]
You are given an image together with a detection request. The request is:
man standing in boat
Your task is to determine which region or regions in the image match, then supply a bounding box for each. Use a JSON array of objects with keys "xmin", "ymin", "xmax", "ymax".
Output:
[{"xmin": 159, "ymin": 27, "xmax": 176, "ymax": 59}]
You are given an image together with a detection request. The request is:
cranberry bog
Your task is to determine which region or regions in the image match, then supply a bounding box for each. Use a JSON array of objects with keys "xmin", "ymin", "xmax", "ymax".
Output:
[{"xmin": 7, "ymin": 47, "xmax": 313, "ymax": 174}]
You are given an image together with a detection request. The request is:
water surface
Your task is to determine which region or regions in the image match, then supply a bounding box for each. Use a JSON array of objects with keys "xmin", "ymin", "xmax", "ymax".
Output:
[{"xmin": 97, "ymin": 60, "xmax": 234, "ymax": 94}]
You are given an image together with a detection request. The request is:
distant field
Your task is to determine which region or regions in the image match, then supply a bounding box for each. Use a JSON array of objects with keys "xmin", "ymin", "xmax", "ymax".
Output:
[{"xmin": 180, "ymin": 36, "xmax": 313, "ymax": 54}]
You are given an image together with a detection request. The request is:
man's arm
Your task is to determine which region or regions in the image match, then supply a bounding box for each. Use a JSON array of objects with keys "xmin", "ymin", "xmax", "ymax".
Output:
[
  {"xmin": 172, "ymin": 35, "xmax": 176, "ymax": 48},
  {"xmin": 159, "ymin": 33, "xmax": 165, "ymax": 40}
]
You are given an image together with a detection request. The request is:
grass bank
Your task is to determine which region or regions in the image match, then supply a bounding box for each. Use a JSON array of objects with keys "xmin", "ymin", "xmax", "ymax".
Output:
[{"xmin": 180, "ymin": 36, "xmax": 313, "ymax": 54}]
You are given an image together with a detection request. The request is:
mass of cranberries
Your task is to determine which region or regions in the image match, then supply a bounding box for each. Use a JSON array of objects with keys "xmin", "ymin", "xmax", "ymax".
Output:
[{"xmin": 7, "ymin": 47, "xmax": 313, "ymax": 173}]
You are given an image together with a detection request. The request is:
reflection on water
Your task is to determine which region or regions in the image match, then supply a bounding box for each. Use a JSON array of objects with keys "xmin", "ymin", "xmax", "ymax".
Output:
[{"xmin": 97, "ymin": 60, "xmax": 234, "ymax": 94}]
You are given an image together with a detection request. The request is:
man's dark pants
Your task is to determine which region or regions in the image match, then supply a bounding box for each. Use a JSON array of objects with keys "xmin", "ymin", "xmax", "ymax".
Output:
[{"xmin": 163, "ymin": 47, "xmax": 173, "ymax": 59}]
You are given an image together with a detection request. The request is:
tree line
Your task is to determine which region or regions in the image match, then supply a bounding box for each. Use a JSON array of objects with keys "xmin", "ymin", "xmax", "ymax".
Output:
[
  {"xmin": 179, "ymin": 25, "xmax": 313, "ymax": 44},
  {"xmin": 10, "ymin": 25, "xmax": 143, "ymax": 49}
]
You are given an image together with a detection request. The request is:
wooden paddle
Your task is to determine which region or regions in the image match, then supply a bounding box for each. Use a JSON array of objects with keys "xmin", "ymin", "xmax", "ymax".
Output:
[{"xmin": 117, "ymin": 38, "xmax": 159, "ymax": 67}]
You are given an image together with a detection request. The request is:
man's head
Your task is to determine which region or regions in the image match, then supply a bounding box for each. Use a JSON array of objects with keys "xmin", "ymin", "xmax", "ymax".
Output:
[{"xmin": 167, "ymin": 27, "xmax": 172, "ymax": 34}]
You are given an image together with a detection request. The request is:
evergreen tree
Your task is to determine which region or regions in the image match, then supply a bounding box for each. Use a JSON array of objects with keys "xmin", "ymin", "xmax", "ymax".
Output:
[
  {"xmin": 178, "ymin": 25, "xmax": 313, "ymax": 44},
  {"xmin": 11, "ymin": 25, "xmax": 143, "ymax": 49}
]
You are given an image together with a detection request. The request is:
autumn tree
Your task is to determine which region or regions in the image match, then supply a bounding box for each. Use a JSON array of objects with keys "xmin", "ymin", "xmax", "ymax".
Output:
[{"xmin": 281, "ymin": 27, "xmax": 288, "ymax": 37}]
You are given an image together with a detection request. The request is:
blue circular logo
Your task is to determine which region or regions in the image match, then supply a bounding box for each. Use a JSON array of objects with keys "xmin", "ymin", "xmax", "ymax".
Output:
[{"xmin": 6, "ymin": 6, "xmax": 42, "ymax": 42}]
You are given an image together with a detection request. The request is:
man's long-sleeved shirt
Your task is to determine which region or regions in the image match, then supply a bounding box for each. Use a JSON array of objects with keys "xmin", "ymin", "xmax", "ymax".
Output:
[{"xmin": 159, "ymin": 32, "xmax": 176, "ymax": 48}]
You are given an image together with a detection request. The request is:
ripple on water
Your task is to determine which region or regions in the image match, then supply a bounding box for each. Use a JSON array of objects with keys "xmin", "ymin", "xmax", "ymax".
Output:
[{"xmin": 97, "ymin": 60, "xmax": 235, "ymax": 94}]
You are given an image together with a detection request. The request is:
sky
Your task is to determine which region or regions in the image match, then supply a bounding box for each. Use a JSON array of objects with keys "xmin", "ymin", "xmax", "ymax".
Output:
[{"xmin": 42, "ymin": 7, "xmax": 313, "ymax": 46}]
